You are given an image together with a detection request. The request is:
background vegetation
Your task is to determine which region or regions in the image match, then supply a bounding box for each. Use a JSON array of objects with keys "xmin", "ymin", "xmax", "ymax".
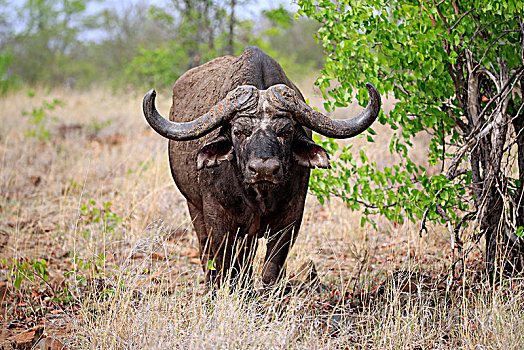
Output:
[
  {"xmin": 0, "ymin": 0, "xmax": 324, "ymax": 90},
  {"xmin": 1, "ymin": 0, "xmax": 524, "ymax": 348}
]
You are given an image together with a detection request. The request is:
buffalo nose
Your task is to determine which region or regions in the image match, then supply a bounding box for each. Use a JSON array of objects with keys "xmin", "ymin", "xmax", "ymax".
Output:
[{"xmin": 248, "ymin": 158, "xmax": 281, "ymax": 179}]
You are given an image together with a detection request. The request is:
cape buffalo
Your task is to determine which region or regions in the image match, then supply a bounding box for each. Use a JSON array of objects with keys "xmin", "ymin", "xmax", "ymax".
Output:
[{"xmin": 143, "ymin": 46, "xmax": 380, "ymax": 287}]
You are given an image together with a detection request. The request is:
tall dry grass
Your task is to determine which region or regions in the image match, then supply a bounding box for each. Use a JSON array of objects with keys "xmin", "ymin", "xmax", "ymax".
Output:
[{"xmin": 0, "ymin": 84, "xmax": 522, "ymax": 349}]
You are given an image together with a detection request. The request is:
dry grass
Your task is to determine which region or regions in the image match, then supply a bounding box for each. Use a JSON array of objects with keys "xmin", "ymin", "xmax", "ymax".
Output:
[{"xmin": 0, "ymin": 85, "xmax": 523, "ymax": 349}]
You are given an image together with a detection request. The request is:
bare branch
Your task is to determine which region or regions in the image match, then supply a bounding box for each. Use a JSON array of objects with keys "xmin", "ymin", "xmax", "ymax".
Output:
[
  {"xmin": 520, "ymin": 17, "xmax": 524, "ymax": 61},
  {"xmin": 451, "ymin": 0, "xmax": 461, "ymax": 14},
  {"xmin": 490, "ymin": 60, "xmax": 511, "ymax": 174},
  {"xmin": 503, "ymin": 102, "xmax": 524, "ymax": 153},
  {"xmin": 478, "ymin": 67, "xmax": 501, "ymax": 93},
  {"xmin": 311, "ymin": 189, "xmax": 399, "ymax": 210},
  {"xmin": 453, "ymin": 212, "xmax": 476, "ymax": 249},
  {"xmin": 465, "ymin": 49, "xmax": 480, "ymax": 125},
  {"xmin": 476, "ymin": 31, "xmax": 515, "ymax": 71},
  {"xmin": 450, "ymin": 8, "xmax": 475, "ymax": 33},
  {"xmin": 435, "ymin": 198, "xmax": 455, "ymax": 251},
  {"xmin": 432, "ymin": 0, "xmax": 452, "ymax": 35},
  {"xmin": 477, "ymin": 66, "xmax": 524, "ymax": 121},
  {"xmin": 470, "ymin": 18, "xmax": 499, "ymax": 43},
  {"xmin": 354, "ymin": 199, "xmax": 399, "ymax": 209},
  {"xmin": 446, "ymin": 69, "xmax": 524, "ymax": 180},
  {"xmin": 393, "ymin": 81, "xmax": 411, "ymax": 97},
  {"xmin": 419, "ymin": 207, "xmax": 430, "ymax": 237},
  {"xmin": 448, "ymin": 60, "xmax": 468, "ymax": 113}
]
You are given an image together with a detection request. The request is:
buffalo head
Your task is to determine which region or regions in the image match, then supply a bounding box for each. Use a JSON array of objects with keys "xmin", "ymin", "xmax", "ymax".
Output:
[{"xmin": 143, "ymin": 83, "xmax": 381, "ymax": 208}]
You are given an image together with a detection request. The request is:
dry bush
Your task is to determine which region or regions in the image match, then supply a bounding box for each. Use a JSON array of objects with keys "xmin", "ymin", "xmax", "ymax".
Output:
[{"xmin": 0, "ymin": 85, "xmax": 522, "ymax": 349}]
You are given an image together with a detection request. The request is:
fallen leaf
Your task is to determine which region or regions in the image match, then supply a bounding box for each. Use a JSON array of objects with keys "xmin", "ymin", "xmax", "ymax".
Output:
[
  {"xmin": 183, "ymin": 250, "xmax": 200, "ymax": 258},
  {"xmin": 130, "ymin": 253, "xmax": 146, "ymax": 260},
  {"xmin": 29, "ymin": 176, "xmax": 42, "ymax": 187},
  {"xmin": 10, "ymin": 325, "xmax": 44, "ymax": 348},
  {"xmin": 151, "ymin": 252, "xmax": 166, "ymax": 261},
  {"xmin": 34, "ymin": 337, "xmax": 67, "ymax": 350}
]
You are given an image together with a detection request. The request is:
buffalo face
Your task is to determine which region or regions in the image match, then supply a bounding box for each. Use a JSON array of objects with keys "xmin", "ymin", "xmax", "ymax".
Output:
[{"xmin": 195, "ymin": 88, "xmax": 331, "ymax": 209}]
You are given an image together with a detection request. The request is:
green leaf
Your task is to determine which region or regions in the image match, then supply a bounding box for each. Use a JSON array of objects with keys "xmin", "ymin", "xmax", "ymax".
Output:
[
  {"xmin": 207, "ymin": 259, "xmax": 216, "ymax": 271},
  {"xmin": 15, "ymin": 275, "xmax": 23, "ymax": 290}
]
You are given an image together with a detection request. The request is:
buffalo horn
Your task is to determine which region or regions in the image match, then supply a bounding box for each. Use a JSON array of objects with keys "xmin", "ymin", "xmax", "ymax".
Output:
[
  {"xmin": 269, "ymin": 83, "xmax": 381, "ymax": 139},
  {"xmin": 143, "ymin": 85, "xmax": 257, "ymax": 141}
]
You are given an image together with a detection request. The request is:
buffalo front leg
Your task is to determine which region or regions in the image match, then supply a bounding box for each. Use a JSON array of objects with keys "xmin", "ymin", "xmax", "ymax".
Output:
[
  {"xmin": 233, "ymin": 235, "xmax": 258, "ymax": 287},
  {"xmin": 201, "ymin": 201, "xmax": 260, "ymax": 288},
  {"xmin": 188, "ymin": 202, "xmax": 242, "ymax": 287},
  {"xmin": 208, "ymin": 231, "xmax": 260, "ymax": 288},
  {"xmin": 187, "ymin": 202, "xmax": 216, "ymax": 285},
  {"xmin": 261, "ymin": 224, "xmax": 299, "ymax": 286}
]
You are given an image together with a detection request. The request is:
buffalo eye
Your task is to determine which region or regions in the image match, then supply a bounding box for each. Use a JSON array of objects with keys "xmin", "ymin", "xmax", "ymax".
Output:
[
  {"xmin": 233, "ymin": 128, "xmax": 251, "ymax": 138},
  {"xmin": 275, "ymin": 123, "xmax": 294, "ymax": 138},
  {"xmin": 277, "ymin": 127, "xmax": 293, "ymax": 138}
]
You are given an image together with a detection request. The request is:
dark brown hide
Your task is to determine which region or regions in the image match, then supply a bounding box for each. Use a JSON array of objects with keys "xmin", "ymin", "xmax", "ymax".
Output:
[
  {"xmin": 142, "ymin": 46, "xmax": 380, "ymax": 287},
  {"xmin": 167, "ymin": 47, "xmax": 309, "ymax": 286}
]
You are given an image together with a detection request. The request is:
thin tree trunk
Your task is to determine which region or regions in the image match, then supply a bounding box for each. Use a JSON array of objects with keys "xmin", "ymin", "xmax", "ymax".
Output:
[
  {"xmin": 227, "ymin": 0, "xmax": 235, "ymax": 55},
  {"xmin": 482, "ymin": 185, "xmax": 504, "ymax": 280},
  {"xmin": 513, "ymin": 88, "xmax": 524, "ymax": 229},
  {"xmin": 513, "ymin": 105, "xmax": 524, "ymax": 272},
  {"xmin": 204, "ymin": 0, "xmax": 214, "ymax": 50},
  {"xmin": 512, "ymin": 94, "xmax": 524, "ymax": 265}
]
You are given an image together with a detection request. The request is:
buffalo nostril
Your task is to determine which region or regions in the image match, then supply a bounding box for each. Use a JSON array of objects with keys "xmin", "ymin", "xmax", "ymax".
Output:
[
  {"xmin": 248, "ymin": 160, "xmax": 260, "ymax": 175},
  {"xmin": 248, "ymin": 159, "xmax": 280, "ymax": 179},
  {"xmin": 263, "ymin": 159, "xmax": 280, "ymax": 176}
]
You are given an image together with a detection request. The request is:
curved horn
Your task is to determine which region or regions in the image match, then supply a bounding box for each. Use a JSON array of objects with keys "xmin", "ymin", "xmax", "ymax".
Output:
[
  {"xmin": 143, "ymin": 85, "xmax": 258, "ymax": 141},
  {"xmin": 268, "ymin": 83, "xmax": 381, "ymax": 139}
]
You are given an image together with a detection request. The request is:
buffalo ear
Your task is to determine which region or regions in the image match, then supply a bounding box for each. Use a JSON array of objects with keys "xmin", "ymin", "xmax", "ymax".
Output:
[
  {"xmin": 196, "ymin": 135, "xmax": 233, "ymax": 170},
  {"xmin": 292, "ymin": 134, "xmax": 330, "ymax": 169}
]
